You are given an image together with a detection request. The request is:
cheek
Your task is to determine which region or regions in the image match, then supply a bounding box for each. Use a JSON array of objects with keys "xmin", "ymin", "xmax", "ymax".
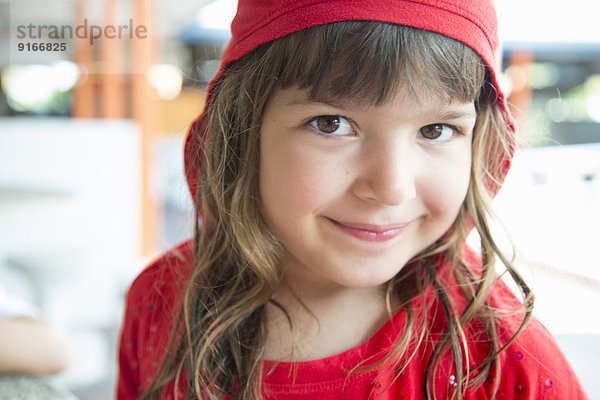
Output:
[
  {"xmin": 258, "ymin": 139, "xmax": 340, "ymax": 226},
  {"xmin": 419, "ymin": 148, "xmax": 472, "ymax": 220}
]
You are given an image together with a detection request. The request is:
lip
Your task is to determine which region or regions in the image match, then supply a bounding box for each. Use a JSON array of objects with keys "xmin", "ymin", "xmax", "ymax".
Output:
[{"xmin": 327, "ymin": 218, "xmax": 410, "ymax": 242}]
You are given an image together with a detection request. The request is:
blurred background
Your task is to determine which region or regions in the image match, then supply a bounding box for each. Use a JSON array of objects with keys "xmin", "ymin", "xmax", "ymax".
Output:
[{"xmin": 0, "ymin": 0, "xmax": 598, "ymax": 398}]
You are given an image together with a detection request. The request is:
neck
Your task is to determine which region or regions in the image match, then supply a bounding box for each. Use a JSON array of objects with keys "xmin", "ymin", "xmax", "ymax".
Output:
[{"xmin": 264, "ymin": 281, "xmax": 393, "ymax": 361}]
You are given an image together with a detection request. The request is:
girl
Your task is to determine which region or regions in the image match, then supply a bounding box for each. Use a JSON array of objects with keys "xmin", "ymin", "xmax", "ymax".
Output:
[{"xmin": 118, "ymin": 0, "xmax": 589, "ymax": 399}]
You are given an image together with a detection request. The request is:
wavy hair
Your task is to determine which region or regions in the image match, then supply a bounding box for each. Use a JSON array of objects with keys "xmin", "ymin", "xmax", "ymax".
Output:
[{"xmin": 141, "ymin": 21, "xmax": 533, "ymax": 400}]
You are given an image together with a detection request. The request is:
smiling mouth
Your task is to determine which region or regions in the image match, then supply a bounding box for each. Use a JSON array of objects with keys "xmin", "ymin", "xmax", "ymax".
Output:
[{"xmin": 327, "ymin": 218, "xmax": 409, "ymax": 242}]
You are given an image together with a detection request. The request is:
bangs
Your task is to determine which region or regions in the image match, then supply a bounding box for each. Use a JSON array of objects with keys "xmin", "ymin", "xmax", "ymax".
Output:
[{"xmin": 263, "ymin": 22, "xmax": 487, "ymax": 106}]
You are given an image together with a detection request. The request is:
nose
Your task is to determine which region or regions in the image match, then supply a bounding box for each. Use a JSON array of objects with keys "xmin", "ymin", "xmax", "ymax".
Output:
[{"xmin": 351, "ymin": 138, "xmax": 417, "ymax": 206}]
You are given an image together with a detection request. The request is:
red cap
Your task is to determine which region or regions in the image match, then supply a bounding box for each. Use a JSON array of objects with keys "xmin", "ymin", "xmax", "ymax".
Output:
[{"xmin": 185, "ymin": 0, "xmax": 514, "ymax": 200}]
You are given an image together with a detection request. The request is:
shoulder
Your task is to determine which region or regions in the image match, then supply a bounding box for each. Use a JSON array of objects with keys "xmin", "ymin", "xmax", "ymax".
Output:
[
  {"xmin": 117, "ymin": 240, "xmax": 195, "ymax": 400},
  {"xmin": 123, "ymin": 239, "xmax": 195, "ymax": 341},
  {"xmin": 125, "ymin": 239, "xmax": 194, "ymax": 310},
  {"xmin": 493, "ymin": 315, "xmax": 588, "ymax": 399},
  {"xmin": 457, "ymin": 247, "xmax": 588, "ymax": 399},
  {"xmin": 487, "ymin": 284, "xmax": 589, "ymax": 399}
]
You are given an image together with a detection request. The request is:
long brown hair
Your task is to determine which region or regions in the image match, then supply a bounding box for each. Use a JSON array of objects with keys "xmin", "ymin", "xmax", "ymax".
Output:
[{"xmin": 142, "ymin": 21, "xmax": 533, "ymax": 400}]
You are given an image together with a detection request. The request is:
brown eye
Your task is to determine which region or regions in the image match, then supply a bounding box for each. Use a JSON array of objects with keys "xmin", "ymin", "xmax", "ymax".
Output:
[
  {"xmin": 309, "ymin": 115, "xmax": 352, "ymax": 135},
  {"xmin": 316, "ymin": 116, "xmax": 340, "ymax": 133},
  {"xmin": 419, "ymin": 124, "xmax": 455, "ymax": 141}
]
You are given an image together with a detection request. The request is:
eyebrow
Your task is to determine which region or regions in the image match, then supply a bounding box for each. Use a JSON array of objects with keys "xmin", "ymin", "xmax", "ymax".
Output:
[
  {"xmin": 283, "ymin": 94, "xmax": 477, "ymax": 121},
  {"xmin": 284, "ymin": 97, "xmax": 349, "ymax": 110},
  {"xmin": 429, "ymin": 108, "xmax": 477, "ymax": 120}
]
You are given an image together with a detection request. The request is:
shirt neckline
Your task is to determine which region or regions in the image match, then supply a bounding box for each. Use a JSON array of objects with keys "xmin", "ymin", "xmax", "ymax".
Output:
[{"xmin": 262, "ymin": 307, "xmax": 407, "ymax": 385}]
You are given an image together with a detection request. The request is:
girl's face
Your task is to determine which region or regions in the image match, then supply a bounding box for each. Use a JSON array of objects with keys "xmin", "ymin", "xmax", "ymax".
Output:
[{"xmin": 259, "ymin": 86, "xmax": 475, "ymax": 291}]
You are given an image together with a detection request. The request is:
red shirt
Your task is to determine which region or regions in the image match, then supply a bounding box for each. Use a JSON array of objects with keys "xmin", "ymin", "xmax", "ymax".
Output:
[{"xmin": 117, "ymin": 240, "xmax": 589, "ymax": 399}]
